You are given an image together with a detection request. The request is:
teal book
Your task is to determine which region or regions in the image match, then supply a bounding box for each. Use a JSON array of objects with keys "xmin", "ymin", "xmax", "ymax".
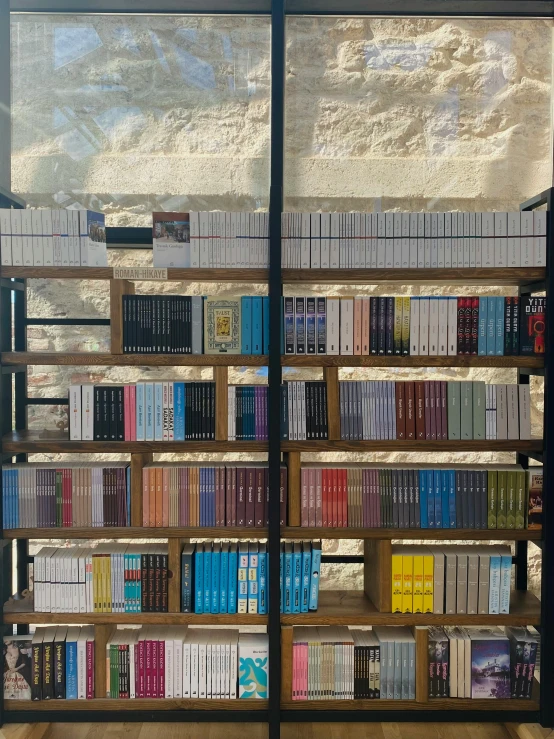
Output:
[
  {"xmin": 262, "ymin": 296, "xmax": 269, "ymax": 355},
  {"xmin": 211, "ymin": 542, "xmax": 221, "ymax": 614},
  {"xmin": 489, "ymin": 552, "xmax": 501, "ymax": 614},
  {"xmin": 284, "ymin": 542, "xmax": 293, "ymax": 613},
  {"xmin": 248, "ymin": 542, "xmax": 259, "ymax": 614},
  {"xmin": 448, "ymin": 469, "xmax": 457, "ymax": 528},
  {"xmin": 495, "ymin": 296, "xmax": 505, "ymax": 355},
  {"xmin": 427, "ymin": 469, "xmax": 435, "ymax": 528},
  {"xmin": 241, "ymin": 296, "xmax": 252, "ymax": 354},
  {"xmin": 292, "ymin": 542, "xmax": 302, "ymax": 614},
  {"xmin": 473, "ymin": 381, "xmax": 486, "ymax": 440},
  {"xmin": 174, "ymin": 382, "xmax": 185, "ymax": 441},
  {"xmin": 220, "ymin": 543, "xmax": 229, "ymax": 614},
  {"xmin": 487, "ymin": 296, "xmax": 496, "ymax": 355},
  {"xmin": 499, "ymin": 547, "xmax": 512, "ymax": 614},
  {"xmin": 251, "ymin": 297, "xmax": 263, "ymax": 355},
  {"xmin": 447, "ymin": 382, "xmax": 461, "ymax": 440},
  {"xmin": 460, "ymin": 382, "xmax": 473, "ymax": 440},
  {"xmin": 434, "ymin": 470, "xmax": 442, "ymax": 529},
  {"xmin": 478, "ymin": 297, "xmax": 488, "ymax": 355},
  {"xmin": 308, "ymin": 541, "xmax": 321, "ymax": 610},
  {"xmin": 228, "ymin": 543, "xmax": 238, "ymax": 615},
  {"xmin": 441, "ymin": 470, "xmax": 449, "ymax": 528},
  {"xmin": 258, "ymin": 543, "xmax": 267, "ymax": 615},
  {"xmin": 65, "ymin": 627, "xmax": 79, "ymax": 700},
  {"xmin": 203, "ymin": 542, "xmax": 212, "ymax": 613},
  {"xmin": 194, "ymin": 544, "xmax": 204, "ymax": 614},
  {"xmin": 301, "ymin": 542, "xmax": 311, "ymax": 613}
]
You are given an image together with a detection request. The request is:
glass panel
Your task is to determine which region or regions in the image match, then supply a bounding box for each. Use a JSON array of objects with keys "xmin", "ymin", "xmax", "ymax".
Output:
[
  {"xmin": 11, "ymin": 14, "xmax": 271, "ymax": 225},
  {"xmin": 285, "ymin": 17, "xmax": 553, "ymax": 211}
]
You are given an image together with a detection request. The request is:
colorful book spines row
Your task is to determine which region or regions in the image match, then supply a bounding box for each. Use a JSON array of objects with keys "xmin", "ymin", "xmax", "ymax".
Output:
[
  {"xmin": 2, "ymin": 464, "xmax": 130, "ymax": 530},
  {"xmin": 280, "ymin": 541, "xmax": 322, "ymax": 614},
  {"xmin": 228, "ymin": 386, "xmax": 268, "ymax": 441},
  {"xmin": 142, "ymin": 464, "xmax": 287, "ymax": 528}
]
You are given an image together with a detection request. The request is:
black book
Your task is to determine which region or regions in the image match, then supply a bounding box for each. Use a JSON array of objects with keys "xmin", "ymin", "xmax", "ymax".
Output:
[
  {"xmin": 53, "ymin": 626, "xmax": 67, "ymax": 699},
  {"xmin": 511, "ymin": 297, "xmax": 520, "ymax": 356},
  {"xmin": 101, "ymin": 387, "xmax": 110, "ymax": 441},
  {"xmin": 117, "ymin": 386, "xmax": 124, "ymax": 441},
  {"xmin": 403, "ymin": 469, "xmax": 410, "ymax": 530},
  {"xmin": 94, "ymin": 386, "xmax": 103, "ymax": 441},
  {"xmin": 181, "ymin": 543, "xmax": 195, "ymax": 613},
  {"xmin": 370, "ymin": 297, "xmax": 378, "ymax": 355},
  {"xmin": 391, "ymin": 469, "xmax": 398, "ymax": 528},
  {"xmin": 31, "ymin": 628, "xmax": 43, "ymax": 701},
  {"xmin": 123, "ymin": 296, "xmax": 129, "ymax": 353},
  {"xmin": 141, "ymin": 552, "xmax": 148, "ymax": 612},
  {"xmin": 317, "ymin": 297, "xmax": 326, "ymax": 354},
  {"xmin": 305, "ymin": 382, "xmax": 313, "ymax": 440},
  {"xmin": 42, "ymin": 626, "xmax": 56, "ymax": 700},
  {"xmin": 295, "ymin": 297, "xmax": 305, "ymax": 354},
  {"xmin": 321, "ymin": 381, "xmax": 328, "ymax": 439},
  {"xmin": 148, "ymin": 551, "xmax": 156, "ymax": 612},
  {"xmin": 385, "ymin": 297, "xmax": 394, "ymax": 355},
  {"xmin": 306, "ymin": 296, "xmax": 316, "ymax": 354},
  {"xmin": 109, "ymin": 387, "xmax": 118, "ymax": 441},
  {"xmin": 161, "ymin": 552, "xmax": 168, "ymax": 612},
  {"xmin": 377, "ymin": 297, "xmax": 386, "ymax": 355},
  {"xmin": 519, "ymin": 296, "xmax": 546, "ymax": 355},
  {"xmin": 504, "ymin": 297, "xmax": 513, "ymax": 356},
  {"xmin": 210, "ymin": 381, "xmax": 215, "ymax": 440}
]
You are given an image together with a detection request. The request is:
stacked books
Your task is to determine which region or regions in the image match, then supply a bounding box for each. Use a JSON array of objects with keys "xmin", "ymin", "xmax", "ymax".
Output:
[
  {"xmin": 68, "ymin": 381, "xmax": 216, "ymax": 442},
  {"xmin": 104, "ymin": 627, "xmax": 268, "ymax": 699},
  {"xmin": 298, "ymin": 464, "xmax": 529, "ymax": 530},
  {"xmin": 338, "ymin": 381, "xmax": 531, "ymax": 441},
  {"xmin": 431, "ymin": 625, "xmax": 538, "ymax": 699},
  {"xmin": 2, "ymin": 463, "xmax": 130, "ymax": 530},
  {"xmin": 228, "ymin": 386, "xmax": 268, "ymax": 441},
  {"xmin": 0, "ymin": 208, "xmax": 107, "ymax": 267},
  {"xmin": 122, "ymin": 295, "xmax": 269, "ymax": 355},
  {"xmin": 282, "ymin": 295, "xmax": 545, "ymax": 356},
  {"xmin": 281, "ymin": 211, "xmax": 546, "ymax": 269},
  {"xmin": 143, "ymin": 464, "xmax": 287, "ymax": 528},
  {"xmin": 33, "ymin": 544, "xmax": 168, "ymax": 614},
  {"xmin": 280, "ymin": 541, "xmax": 322, "ymax": 613},
  {"xmin": 390, "ymin": 545, "xmax": 513, "ymax": 615},
  {"xmin": 152, "ymin": 211, "xmax": 269, "ymax": 268},
  {"xmin": 280, "ymin": 381, "xmax": 329, "ymax": 440},
  {"xmin": 291, "ymin": 626, "xmax": 415, "ymax": 700}
]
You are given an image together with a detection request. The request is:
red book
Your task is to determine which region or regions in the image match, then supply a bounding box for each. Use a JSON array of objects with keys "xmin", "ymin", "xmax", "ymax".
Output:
[
  {"xmin": 435, "ymin": 380, "xmax": 442, "ymax": 440},
  {"xmin": 315, "ymin": 468, "xmax": 322, "ymax": 527},
  {"xmin": 441, "ymin": 381, "xmax": 448, "ymax": 440},
  {"xmin": 236, "ymin": 468, "xmax": 246, "ymax": 527},
  {"xmin": 152, "ymin": 638, "xmax": 158, "ymax": 698},
  {"xmin": 231, "ymin": 467, "xmax": 237, "ymax": 527},
  {"xmin": 158, "ymin": 638, "xmax": 165, "ymax": 699},
  {"xmin": 471, "ymin": 296, "xmax": 479, "ymax": 354},
  {"xmin": 396, "ymin": 382, "xmax": 406, "ymax": 439},
  {"xmin": 308, "ymin": 468, "xmax": 316, "ymax": 528},
  {"xmin": 255, "ymin": 467, "xmax": 264, "ymax": 528},
  {"xmin": 424, "ymin": 381, "xmax": 431, "ymax": 440},
  {"xmin": 332, "ymin": 468, "xmax": 338, "ymax": 528},
  {"xmin": 405, "ymin": 382, "xmax": 415, "ymax": 440},
  {"xmin": 464, "ymin": 297, "xmax": 472, "ymax": 355},
  {"xmin": 415, "ymin": 382, "xmax": 425, "ymax": 440},
  {"xmin": 301, "ymin": 469, "xmax": 309, "ymax": 527},
  {"xmin": 429, "ymin": 381, "xmax": 436, "ymax": 440},
  {"xmin": 86, "ymin": 635, "xmax": 94, "ymax": 699},
  {"xmin": 457, "ymin": 297, "xmax": 465, "ymax": 354},
  {"xmin": 322, "ymin": 468, "xmax": 328, "ymax": 528}
]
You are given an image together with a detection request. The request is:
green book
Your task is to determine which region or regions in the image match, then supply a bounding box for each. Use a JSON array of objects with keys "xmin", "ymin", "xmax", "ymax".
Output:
[
  {"xmin": 487, "ymin": 470, "xmax": 498, "ymax": 529},
  {"xmin": 515, "ymin": 470, "xmax": 526, "ymax": 529},
  {"xmin": 447, "ymin": 382, "xmax": 461, "ymax": 440},
  {"xmin": 497, "ymin": 470, "xmax": 507, "ymax": 529},
  {"xmin": 460, "ymin": 382, "xmax": 473, "ymax": 440},
  {"xmin": 507, "ymin": 470, "xmax": 516, "ymax": 529},
  {"xmin": 472, "ymin": 382, "xmax": 486, "ymax": 440}
]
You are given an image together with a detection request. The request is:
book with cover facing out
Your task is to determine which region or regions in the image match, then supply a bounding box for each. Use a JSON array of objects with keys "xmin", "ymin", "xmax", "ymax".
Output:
[
  {"xmin": 527, "ymin": 467, "xmax": 543, "ymax": 530},
  {"xmin": 468, "ymin": 627, "xmax": 510, "ymax": 699},
  {"xmin": 204, "ymin": 298, "xmax": 241, "ymax": 354},
  {"xmin": 152, "ymin": 212, "xmax": 191, "ymax": 268},
  {"xmin": 3, "ymin": 637, "xmax": 32, "ymax": 699},
  {"xmin": 519, "ymin": 297, "xmax": 546, "ymax": 355}
]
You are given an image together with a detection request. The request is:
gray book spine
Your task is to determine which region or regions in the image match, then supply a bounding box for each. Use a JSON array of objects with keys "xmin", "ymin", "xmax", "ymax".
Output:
[
  {"xmin": 447, "ymin": 382, "xmax": 461, "ymax": 440},
  {"xmin": 433, "ymin": 550, "xmax": 445, "ymax": 614},
  {"xmin": 473, "ymin": 381, "xmax": 486, "ymax": 440},
  {"xmin": 460, "ymin": 382, "xmax": 473, "ymax": 439},
  {"xmin": 496, "ymin": 384, "xmax": 508, "ymax": 439},
  {"xmin": 467, "ymin": 553, "xmax": 479, "ymax": 614},
  {"xmin": 456, "ymin": 553, "xmax": 468, "ymax": 614},
  {"xmin": 478, "ymin": 552, "xmax": 491, "ymax": 614},
  {"xmin": 401, "ymin": 641, "xmax": 409, "ymax": 699},
  {"xmin": 408, "ymin": 639, "xmax": 416, "ymax": 699},
  {"xmin": 191, "ymin": 297, "xmax": 203, "ymax": 355},
  {"xmin": 507, "ymin": 384, "xmax": 520, "ymax": 439},
  {"xmin": 445, "ymin": 552, "xmax": 457, "ymax": 614},
  {"xmin": 394, "ymin": 640, "xmax": 402, "ymax": 699},
  {"xmin": 387, "ymin": 640, "xmax": 394, "ymax": 699}
]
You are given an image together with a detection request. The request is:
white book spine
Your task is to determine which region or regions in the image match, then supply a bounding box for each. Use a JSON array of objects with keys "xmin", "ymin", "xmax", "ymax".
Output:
[
  {"xmin": 447, "ymin": 296, "xmax": 458, "ymax": 355},
  {"xmin": 21, "ymin": 209, "xmax": 33, "ymax": 266},
  {"xmin": 310, "ymin": 213, "xmax": 321, "ymax": 268},
  {"xmin": 330, "ymin": 213, "xmax": 340, "ymax": 268},
  {"xmin": 190, "ymin": 211, "xmax": 200, "ymax": 268},
  {"xmin": 10, "ymin": 209, "xmax": 23, "ymax": 266},
  {"xmin": 0, "ymin": 209, "xmax": 12, "ymax": 265},
  {"xmin": 320, "ymin": 212, "xmax": 330, "ymax": 268},
  {"xmin": 69, "ymin": 385, "xmax": 82, "ymax": 440},
  {"xmin": 419, "ymin": 297, "xmax": 429, "ymax": 355},
  {"xmin": 410, "ymin": 298, "xmax": 420, "ymax": 356},
  {"xmin": 31, "ymin": 209, "xmax": 44, "ymax": 266},
  {"xmin": 81, "ymin": 384, "xmax": 94, "ymax": 440}
]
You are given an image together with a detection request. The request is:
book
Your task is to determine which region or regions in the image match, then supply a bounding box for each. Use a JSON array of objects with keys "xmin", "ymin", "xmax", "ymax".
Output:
[
  {"xmin": 152, "ymin": 212, "xmax": 191, "ymax": 268},
  {"xmin": 468, "ymin": 627, "xmax": 511, "ymax": 699},
  {"xmin": 3, "ymin": 636, "xmax": 32, "ymax": 699}
]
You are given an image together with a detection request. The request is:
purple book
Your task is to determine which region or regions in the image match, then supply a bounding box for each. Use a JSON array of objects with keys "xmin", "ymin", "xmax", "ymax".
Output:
[{"xmin": 470, "ymin": 628, "xmax": 511, "ymax": 699}]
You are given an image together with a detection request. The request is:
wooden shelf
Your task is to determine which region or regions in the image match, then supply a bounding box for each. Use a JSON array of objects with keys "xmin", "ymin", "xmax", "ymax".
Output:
[
  {"xmin": 282, "ymin": 355, "xmax": 544, "ymax": 369},
  {"xmin": 3, "ymin": 527, "xmax": 267, "ymax": 540},
  {"xmin": 281, "ymin": 439, "xmax": 543, "ymax": 453},
  {"xmin": 282, "ymin": 268, "xmax": 545, "ymax": 286},
  {"xmin": 281, "ymin": 527, "xmax": 542, "ymax": 541},
  {"xmin": 279, "ymin": 590, "xmax": 540, "ymax": 626},
  {"xmin": 281, "ymin": 698, "xmax": 538, "ymax": 711},
  {"xmin": 1, "ymin": 267, "xmax": 269, "ymax": 282},
  {"xmin": 2, "ymin": 431, "xmax": 267, "ymax": 453},
  {"xmin": 2, "ymin": 610, "xmax": 268, "ymax": 626},
  {"xmin": 2, "ymin": 352, "xmax": 268, "ymax": 367},
  {"xmin": 4, "ymin": 698, "xmax": 268, "ymax": 711}
]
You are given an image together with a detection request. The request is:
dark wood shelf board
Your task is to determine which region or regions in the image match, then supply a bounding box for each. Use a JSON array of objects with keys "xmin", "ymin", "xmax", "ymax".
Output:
[
  {"xmin": 281, "ymin": 528, "xmax": 542, "ymax": 541},
  {"xmin": 2, "ymin": 610, "xmax": 268, "ymax": 626},
  {"xmin": 282, "ymin": 355, "xmax": 544, "ymax": 368},
  {"xmin": 4, "ymin": 527, "xmax": 267, "ymax": 540},
  {"xmin": 282, "ymin": 268, "xmax": 546, "ymax": 286},
  {"xmin": 281, "ymin": 440, "xmax": 543, "ymax": 453},
  {"xmin": 1, "ymin": 267, "xmax": 269, "ymax": 282},
  {"xmin": 281, "ymin": 698, "xmax": 538, "ymax": 711},
  {"xmin": 4, "ymin": 698, "xmax": 268, "ymax": 711},
  {"xmin": 279, "ymin": 590, "xmax": 540, "ymax": 626},
  {"xmin": 2, "ymin": 352, "xmax": 268, "ymax": 367}
]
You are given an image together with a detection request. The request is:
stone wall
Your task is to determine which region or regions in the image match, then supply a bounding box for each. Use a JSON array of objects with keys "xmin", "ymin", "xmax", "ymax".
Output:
[{"xmin": 10, "ymin": 15, "xmax": 552, "ymax": 593}]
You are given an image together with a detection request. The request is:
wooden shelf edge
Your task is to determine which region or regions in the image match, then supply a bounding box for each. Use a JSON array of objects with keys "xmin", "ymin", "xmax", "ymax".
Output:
[
  {"xmin": 4, "ymin": 698, "xmax": 268, "ymax": 711},
  {"xmin": 280, "ymin": 698, "xmax": 538, "ymax": 711},
  {"xmin": 280, "ymin": 528, "xmax": 542, "ymax": 541},
  {"xmin": 4, "ymin": 527, "xmax": 268, "ymax": 540},
  {"xmin": 1, "ymin": 267, "xmax": 269, "ymax": 282},
  {"xmin": 281, "ymin": 440, "xmax": 543, "ymax": 452},
  {"xmin": 2, "ymin": 612, "xmax": 268, "ymax": 625},
  {"xmin": 281, "ymin": 268, "xmax": 546, "ymax": 286},
  {"xmin": 2, "ymin": 352, "xmax": 268, "ymax": 367},
  {"xmin": 282, "ymin": 355, "xmax": 543, "ymax": 368}
]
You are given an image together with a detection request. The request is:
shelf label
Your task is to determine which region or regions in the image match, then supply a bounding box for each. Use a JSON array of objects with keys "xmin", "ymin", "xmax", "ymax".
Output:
[{"xmin": 113, "ymin": 268, "xmax": 168, "ymax": 280}]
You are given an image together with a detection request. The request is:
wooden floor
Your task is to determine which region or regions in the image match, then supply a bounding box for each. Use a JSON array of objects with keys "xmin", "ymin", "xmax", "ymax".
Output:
[{"xmin": 0, "ymin": 724, "xmax": 552, "ymax": 739}]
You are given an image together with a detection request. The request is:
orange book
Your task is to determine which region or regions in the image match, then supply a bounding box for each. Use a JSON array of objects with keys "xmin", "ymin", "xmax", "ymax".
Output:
[
  {"xmin": 155, "ymin": 467, "xmax": 163, "ymax": 527},
  {"xmin": 354, "ymin": 297, "xmax": 363, "ymax": 355},
  {"xmin": 143, "ymin": 468, "xmax": 150, "ymax": 527},
  {"xmin": 162, "ymin": 468, "xmax": 170, "ymax": 527},
  {"xmin": 322, "ymin": 468, "xmax": 328, "ymax": 527},
  {"xmin": 149, "ymin": 467, "xmax": 156, "ymax": 527},
  {"xmin": 332, "ymin": 468, "xmax": 338, "ymax": 528},
  {"xmin": 362, "ymin": 297, "xmax": 370, "ymax": 355}
]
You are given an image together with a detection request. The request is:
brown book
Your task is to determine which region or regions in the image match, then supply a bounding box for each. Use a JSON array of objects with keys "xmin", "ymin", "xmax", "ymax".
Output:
[
  {"xmin": 415, "ymin": 381, "xmax": 425, "ymax": 440},
  {"xmin": 435, "ymin": 380, "xmax": 442, "ymax": 440},
  {"xmin": 231, "ymin": 466, "xmax": 237, "ymax": 527},
  {"xmin": 237, "ymin": 468, "xmax": 246, "ymax": 527},
  {"xmin": 406, "ymin": 382, "xmax": 416, "ymax": 440},
  {"xmin": 396, "ymin": 382, "xmax": 406, "ymax": 439},
  {"xmin": 245, "ymin": 467, "xmax": 255, "ymax": 527},
  {"xmin": 424, "ymin": 381, "xmax": 431, "ymax": 440},
  {"xmin": 225, "ymin": 466, "xmax": 232, "ymax": 526},
  {"xmin": 441, "ymin": 381, "xmax": 448, "ymax": 439},
  {"xmin": 255, "ymin": 467, "xmax": 265, "ymax": 528},
  {"xmin": 430, "ymin": 381, "xmax": 437, "ymax": 440}
]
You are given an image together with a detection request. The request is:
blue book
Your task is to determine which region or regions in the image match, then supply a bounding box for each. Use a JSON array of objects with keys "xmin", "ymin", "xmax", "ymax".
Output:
[
  {"xmin": 495, "ymin": 296, "xmax": 505, "ymax": 355},
  {"xmin": 199, "ymin": 468, "xmax": 205, "ymax": 527},
  {"xmin": 441, "ymin": 470, "xmax": 450, "ymax": 529},
  {"xmin": 220, "ymin": 543, "xmax": 229, "ymax": 613},
  {"xmin": 174, "ymin": 382, "xmax": 185, "ymax": 441},
  {"xmin": 427, "ymin": 469, "xmax": 435, "ymax": 528},
  {"xmin": 308, "ymin": 542, "xmax": 321, "ymax": 611},
  {"xmin": 13, "ymin": 469, "xmax": 18, "ymax": 528},
  {"xmin": 262, "ymin": 296, "xmax": 269, "ymax": 355},
  {"xmin": 284, "ymin": 543, "xmax": 293, "ymax": 613},
  {"xmin": 499, "ymin": 548, "xmax": 512, "ymax": 614},
  {"xmin": 448, "ymin": 470, "xmax": 457, "ymax": 528},
  {"xmin": 301, "ymin": 542, "xmax": 311, "ymax": 613},
  {"xmin": 478, "ymin": 297, "xmax": 488, "ymax": 355},
  {"xmin": 2, "ymin": 470, "xmax": 6, "ymax": 529},
  {"xmin": 434, "ymin": 470, "xmax": 442, "ymax": 529},
  {"xmin": 486, "ymin": 296, "xmax": 496, "ymax": 356},
  {"xmin": 489, "ymin": 551, "xmax": 501, "ymax": 614},
  {"xmin": 65, "ymin": 627, "xmax": 79, "ymax": 700},
  {"xmin": 241, "ymin": 296, "xmax": 252, "ymax": 354},
  {"xmin": 248, "ymin": 542, "xmax": 259, "ymax": 614},
  {"xmin": 292, "ymin": 542, "xmax": 302, "ymax": 614},
  {"xmin": 203, "ymin": 543, "xmax": 212, "ymax": 613},
  {"xmin": 258, "ymin": 543, "xmax": 267, "ymax": 615},
  {"xmin": 228, "ymin": 544, "xmax": 238, "ymax": 614},
  {"xmin": 211, "ymin": 543, "xmax": 220, "ymax": 614},
  {"xmin": 280, "ymin": 543, "xmax": 284, "ymax": 613},
  {"xmin": 252, "ymin": 297, "xmax": 263, "ymax": 355},
  {"xmin": 194, "ymin": 544, "xmax": 204, "ymax": 613},
  {"xmin": 136, "ymin": 383, "xmax": 145, "ymax": 441},
  {"xmin": 419, "ymin": 470, "xmax": 428, "ymax": 529},
  {"xmin": 145, "ymin": 383, "xmax": 154, "ymax": 441},
  {"xmin": 154, "ymin": 382, "xmax": 163, "ymax": 441}
]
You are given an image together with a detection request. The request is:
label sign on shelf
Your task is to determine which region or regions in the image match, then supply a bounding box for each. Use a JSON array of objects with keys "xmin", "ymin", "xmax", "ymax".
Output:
[{"xmin": 113, "ymin": 268, "xmax": 168, "ymax": 280}]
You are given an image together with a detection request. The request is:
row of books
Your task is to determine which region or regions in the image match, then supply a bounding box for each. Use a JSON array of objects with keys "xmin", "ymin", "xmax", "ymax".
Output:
[
  {"xmin": 106, "ymin": 628, "xmax": 268, "ymax": 699},
  {"xmin": 0, "ymin": 208, "xmax": 107, "ymax": 267},
  {"xmin": 152, "ymin": 211, "xmax": 269, "ymax": 269},
  {"xmin": 3, "ymin": 627, "xmax": 95, "ymax": 701},
  {"xmin": 299, "ymin": 464, "xmax": 532, "ymax": 530},
  {"xmin": 291, "ymin": 626, "xmax": 415, "ymax": 700},
  {"xmin": 69, "ymin": 381, "xmax": 216, "ymax": 442},
  {"xmin": 281, "ymin": 381, "xmax": 329, "ymax": 440},
  {"xmin": 142, "ymin": 464, "xmax": 287, "ymax": 529},
  {"xmin": 281, "ymin": 211, "xmax": 547, "ymax": 269},
  {"xmin": 33, "ymin": 544, "xmax": 169, "ymax": 614},
  {"xmin": 122, "ymin": 295, "xmax": 269, "ymax": 355},
  {"xmin": 2, "ymin": 463, "xmax": 130, "ymax": 531},
  {"xmin": 390, "ymin": 545, "xmax": 513, "ymax": 615},
  {"xmin": 282, "ymin": 295, "xmax": 544, "ymax": 357},
  {"xmin": 228, "ymin": 386, "xmax": 268, "ymax": 441},
  {"xmin": 335, "ymin": 381, "xmax": 531, "ymax": 442},
  {"xmin": 428, "ymin": 625, "xmax": 538, "ymax": 700},
  {"xmin": 280, "ymin": 542, "xmax": 322, "ymax": 614}
]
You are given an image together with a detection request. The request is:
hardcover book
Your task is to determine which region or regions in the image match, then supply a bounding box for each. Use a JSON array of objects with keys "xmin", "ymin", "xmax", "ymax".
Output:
[{"xmin": 204, "ymin": 298, "xmax": 241, "ymax": 354}]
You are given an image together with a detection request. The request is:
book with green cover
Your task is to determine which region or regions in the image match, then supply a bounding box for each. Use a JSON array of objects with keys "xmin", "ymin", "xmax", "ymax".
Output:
[
  {"xmin": 472, "ymin": 382, "xmax": 486, "ymax": 440},
  {"xmin": 460, "ymin": 382, "xmax": 473, "ymax": 440},
  {"xmin": 447, "ymin": 382, "xmax": 461, "ymax": 440},
  {"xmin": 515, "ymin": 470, "xmax": 526, "ymax": 530},
  {"xmin": 507, "ymin": 470, "xmax": 516, "ymax": 529},
  {"xmin": 497, "ymin": 470, "xmax": 507, "ymax": 529}
]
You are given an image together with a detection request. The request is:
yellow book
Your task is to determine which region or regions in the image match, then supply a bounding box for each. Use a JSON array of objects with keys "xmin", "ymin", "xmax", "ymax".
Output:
[
  {"xmin": 402, "ymin": 554, "xmax": 413, "ymax": 613},
  {"xmin": 402, "ymin": 296, "xmax": 411, "ymax": 355},
  {"xmin": 93, "ymin": 555, "xmax": 99, "ymax": 613},
  {"xmin": 391, "ymin": 551, "xmax": 403, "ymax": 613},
  {"xmin": 423, "ymin": 553, "xmax": 434, "ymax": 614},
  {"xmin": 412, "ymin": 555, "xmax": 424, "ymax": 613}
]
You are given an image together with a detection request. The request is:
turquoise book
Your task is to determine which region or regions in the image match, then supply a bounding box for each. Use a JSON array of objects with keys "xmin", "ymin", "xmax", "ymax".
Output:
[
  {"xmin": 262, "ymin": 296, "xmax": 269, "ymax": 355},
  {"xmin": 308, "ymin": 542, "xmax": 321, "ymax": 611},
  {"xmin": 194, "ymin": 544, "xmax": 204, "ymax": 614},
  {"xmin": 292, "ymin": 542, "xmax": 302, "ymax": 614},
  {"xmin": 489, "ymin": 551, "xmax": 501, "ymax": 614},
  {"xmin": 252, "ymin": 297, "xmax": 263, "ymax": 355},
  {"xmin": 495, "ymin": 296, "xmax": 505, "ymax": 355},
  {"xmin": 427, "ymin": 469, "xmax": 435, "ymax": 528},
  {"xmin": 154, "ymin": 382, "xmax": 163, "ymax": 441},
  {"xmin": 441, "ymin": 470, "xmax": 449, "ymax": 528},
  {"xmin": 220, "ymin": 543, "xmax": 229, "ymax": 613},
  {"xmin": 241, "ymin": 296, "xmax": 252, "ymax": 354},
  {"xmin": 65, "ymin": 627, "xmax": 79, "ymax": 700},
  {"xmin": 301, "ymin": 542, "xmax": 311, "ymax": 613},
  {"xmin": 486, "ymin": 296, "xmax": 496, "ymax": 355},
  {"xmin": 284, "ymin": 543, "xmax": 293, "ymax": 613},
  {"xmin": 478, "ymin": 297, "xmax": 488, "ymax": 355},
  {"xmin": 228, "ymin": 543, "xmax": 238, "ymax": 615},
  {"xmin": 203, "ymin": 543, "xmax": 212, "ymax": 613},
  {"xmin": 258, "ymin": 543, "xmax": 267, "ymax": 615},
  {"xmin": 211, "ymin": 542, "xmax": 221, "ymax": 614},
  {"xmin": 499, "ymin": 548, "xmax": 512, "ymax": 614},
  {"xmin": 238, "ymin": 634, "xmax": 268, "ymax": 699},
  {"xmin": 419, "ymin": 470, "xmax": 428, "ymax": 528},
  {"xmin": 174, "ymin": 382, "xmax": 185, "ymax": 441}
]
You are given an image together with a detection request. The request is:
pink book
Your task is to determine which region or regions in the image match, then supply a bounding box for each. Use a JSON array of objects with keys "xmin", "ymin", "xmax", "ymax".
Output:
[
  {"xmin": 301, "ymin": 469, "xmax": 309, "ymax": 527},
  {"xmin": 130, "ymin": 385, "xmax": 136, "ymax": 441},
  {"xmin": 145, "ymin": 638, "xmax": 153, "ymax": 698},
  {"xmin": 142, "ymin": 468, "xmax": 150, "ymax": 528},
  {"xmin": 138, "ymin": 639, "xmax": 145, "ymax": 698},
  {"xmin": 124, "ymin": 384, "xmax": 130, "ymax": 440},
  {"xmin": 292, "ymin": 642, "xmax": 296, "ymax": 699},
  {"xmin": 86, "ymin": 636, "xmax": 94, "ymax": 699},
  {"xmin": 152, "ymin": 639, "xmax": 158, "ymax": 698},
  {"xmin": 134, "ymin": 643, "xmax": 139, "ymax": 699},
  {"xmin": 162, "ymin": 468, "xmax": 169, "ymax": 527},
  {"xmin": 158, "ymin": 638, "xmax": 165, "ymax": 698},
  {"xmin": 308, "ymin": 468, "xmax": 316, "ymax": 527},
  {"xmin": 315, "ymin": 468, "xmax": 322, "ymax": 527}
]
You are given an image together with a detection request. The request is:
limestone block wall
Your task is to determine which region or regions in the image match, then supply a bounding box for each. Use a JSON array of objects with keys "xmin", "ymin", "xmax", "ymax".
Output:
[{"xmin": 10, "ymin": 15, "xmax": 553, "ymax": 593}]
